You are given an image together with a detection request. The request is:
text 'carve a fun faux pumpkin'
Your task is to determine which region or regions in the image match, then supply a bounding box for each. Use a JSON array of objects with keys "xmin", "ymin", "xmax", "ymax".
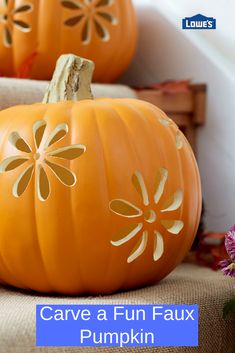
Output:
[
  {"xmin": 0, "ymin": 0, "xmax": 137, "ymax": 82},
  {"xmin": 0, "ymin": 54, "xmax": 202, "ymax": 295}
]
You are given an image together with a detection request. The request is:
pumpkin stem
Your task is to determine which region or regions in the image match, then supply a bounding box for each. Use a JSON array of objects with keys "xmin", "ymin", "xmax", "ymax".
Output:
[{"xmin": 43, "ymin": 54, "xmax": 94, "ymax": 103}]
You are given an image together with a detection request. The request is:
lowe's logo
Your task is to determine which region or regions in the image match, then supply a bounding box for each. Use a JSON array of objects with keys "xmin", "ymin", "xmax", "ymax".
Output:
[{"xmin": 182, "ymin": 14, "xmax": 216, "ymax": 29}]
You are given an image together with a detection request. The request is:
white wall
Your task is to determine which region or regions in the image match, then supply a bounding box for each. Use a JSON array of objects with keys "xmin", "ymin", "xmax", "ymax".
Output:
[{"xmin": 120, "ymin": 0, "xmax": 235, "ymax": 232}]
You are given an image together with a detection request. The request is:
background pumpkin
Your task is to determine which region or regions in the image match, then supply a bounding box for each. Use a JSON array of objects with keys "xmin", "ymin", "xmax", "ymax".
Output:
[
  {"xmin": 0, "ymin": 55, "xmax": 201, "ymax": 295},
  {"xmin": 0, "ymin": 0, "xmax": 137, "ymax": 82}
]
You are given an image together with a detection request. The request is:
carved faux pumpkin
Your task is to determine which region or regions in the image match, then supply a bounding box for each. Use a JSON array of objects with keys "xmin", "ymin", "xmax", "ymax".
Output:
[
  {"xmin": 0, "ymin": 55, "xmax": 201, "ymax": 295},
  {"xmin": 0, "ymin": 0, "xmax": 137, "ymax": 82}
]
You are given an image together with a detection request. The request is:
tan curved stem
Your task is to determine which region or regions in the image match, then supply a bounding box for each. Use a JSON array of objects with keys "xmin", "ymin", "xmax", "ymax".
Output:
[{"xmin": 43, "ymin": 54, "xmax": 94, "ymax": 103}]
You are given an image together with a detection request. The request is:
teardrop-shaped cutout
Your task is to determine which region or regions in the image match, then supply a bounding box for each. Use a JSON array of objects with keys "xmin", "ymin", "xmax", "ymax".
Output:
[
  {"xmin": 33, "ymin": 120, "xmax": 46, "ymax": 149},
  {"xmin": 81, "ymin": 19, "xmax": 91, "ymax": 44},
  {"xmin": 9, "ymin": 132, "xmax": 31, "ymax": 153},
  {"xmin": 159, "ymin": 118, "xmax": 172, "ymax": 126},
  {"xmin": 176, "ymin": 131, "xmax": 183, "ymax": 149},
  {"xmin": 132, "ymin": 171, "xmax": 149, "ymax": 206},
  {"xmin": 61, "ymin": 0, "xmax": 83, "ymax": 9},
  {"xmin": 161, "ymin": 190, "xmax": 183, "ymax": 212},
  {"xmin": 153, "ymin": 231, "xmax": 164, "ymax": 261},
  {"xmin": 154, "ymin": 168, "xmax": 168, "ymax": 204},
  {"xmin": 0, "ymin": 156, "xmax": 29, "ymax": 172},
  {"xmin": 111, "ymin": 223, "xmax": 143, "ymax": 246},
  {"xmin": 13, "ymin": 20, "xmax": 31, "ymax": 33},
  {"xmin": 45, "ymin": 160, "xmax": 76, "ymax": 186},
  {"xmin": 37, "ymin": 165, "xmax": 50, "ymax": 201},
  {"xmin": 14, "ymin": 4, "xmax": 33, "ymax": 13},
  {"xmin": 97, "ymin": 11, "xmax": 117, "ymax": 24},
  {"xmin": 94, "ymin": 19, "xmax": 110, "ymax": 41},
  {"xmin": 127, "ymin": 231, "xmax": 148, "ymax": 263},
  {"xmin": 2, "ymin": 14, "xmax": 7, "ymax": 23},
  {"xmin": 109, "ymin": 199, "xmax": 143, "ymax": 218},
  {"xmin": 3, "ymin": 26, "xmax": 12, "ymax": 48},
  {"xmin": 65, "ymin": 15, "xmax": 84, "ymax": 26},
  {"xmin": 44, "ymin": 124, "xmax": 68, "ymax": 149},
  {"xmin": 47, "ymin": 144, "xmax": 86, "ymax": 160},
  {"xmin": 161, "ymin": 220, "xmax": 184, "ymax": 234},
  {"xmin": 12, "ymin": 164, "xmax": 34, "ymax": 198},
  {"xmin": 96, "ymin": 0, "xmax": 112, "ymax": 7}
]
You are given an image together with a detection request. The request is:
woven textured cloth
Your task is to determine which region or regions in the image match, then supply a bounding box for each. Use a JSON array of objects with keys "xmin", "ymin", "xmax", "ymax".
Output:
[
  {"xmin": 0, "ymin": 264, "xmax": 234, "ymax": 353},
  {"xmin": 0, "ymin": 78, "xmax": 137, "ymax": 110}
]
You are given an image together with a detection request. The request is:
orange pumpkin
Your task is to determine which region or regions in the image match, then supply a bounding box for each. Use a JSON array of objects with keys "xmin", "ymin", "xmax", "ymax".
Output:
[
  {"xmin": 0, "ymin": 0, "xmax": 137, "ymax": 82},
  {"xmin": 0, "ymin": 55, "xmax": 201, "ymax": 295}
]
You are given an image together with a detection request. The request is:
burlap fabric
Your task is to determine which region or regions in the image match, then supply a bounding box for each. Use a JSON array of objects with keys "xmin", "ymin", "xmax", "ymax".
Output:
[
  {"xmin": 0, "ymin": 264, "xmax": 234, "ymax": 353},
  {"xmin": 0, "ymin": 78, "xmax": 137, "ymax": 110}
]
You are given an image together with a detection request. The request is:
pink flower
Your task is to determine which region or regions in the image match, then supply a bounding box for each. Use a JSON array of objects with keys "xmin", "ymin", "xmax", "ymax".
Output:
[
  {"xmin": 220, "ymin": 225, "xmax": 235, "ymax": 277},
  {"xmin": 220, "ymin": 259, "xmax": 235, "ymax": 277},
  {"xmin": 225, "ymin": 225, "xmax": 235, "ymax": 262}
]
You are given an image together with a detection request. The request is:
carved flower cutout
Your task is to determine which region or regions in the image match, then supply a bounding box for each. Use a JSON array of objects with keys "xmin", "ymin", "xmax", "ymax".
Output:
[
  {"xmin": 61, "ymin": 0, "xmax": 117, "ymax": 44},
  {"xmin": 110, "ymin": 170, "xmax": 184, "ymax": 263},
  {"xmin": 0, "ymin": 121, "xmax": 86, "ymax": 201},
  {"xmin": 0, "ymin": 0, "xmax": 32, "ymax": 47}
]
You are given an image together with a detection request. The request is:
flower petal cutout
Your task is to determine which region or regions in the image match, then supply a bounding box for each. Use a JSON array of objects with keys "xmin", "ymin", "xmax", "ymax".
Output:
[
  {"xmin": 153, "ymin": 231, "xmax": 164, "ymax": 261},
  {"xmin": 33, "ymin": 120, "xmax": 47, "ymax": 149},
  {"xmin": 97, "ymin": 11, "xmax": 118, "ymax": 25},
  {"xmin": 0, "ymin": 156, "xmax": 29, "ymax": 172},
  {"xmin": 65, "ymin": 14, "xmax": 84, "ymax": 26},
  {"xmin": 9, "ymin": 132, "xmax": 31, "ymax": 153},
  {"xmin": 161, "ymin": 190, "xmax": 183, "ymax": 212},
  {"xmin": 82, "ymin": 18, "xmax": 91, "ymax": 44},
  {"xmin": 176, "ymin": 131, "xmax": 183, "ymax": 150},
  {"xmin": 1, "ymin": 14, "xmax": 7, "ymax": 24},
  {"xmin": 111, "ymin": 223, "xmax": 143, "ymax": 246},
  {"xmin": 109, "ymin": 199, "xmax": 143, "ymax": 218},
  {"xmin": 37, "ymin": 164, "xmax": 50, "ymax": 201},
  {"xmin": 132, "ymin": 171, "xmax": 149, "ymax": 206},
  {"xmin": 127, "ymin": 231, "xmax": 148, "ymax": 263},
  {"xmin": 44, "ymin": 123, "xmax": 68, "ymax": 149},
  {"xmin": 13, "ymin": 20, "xmax": 31, "ymax": 33},
  {"xmin": 3, "ymin": 26, "xmax": 12, "ymax": 47},
  {"xmin": 47, "ymin": 144, "xmax": 86, "ymax": 160},
  {"xmin": 12, "ymin": 164, "xmax": 34, "ymax": 198},
  {"xmin": 14, "ymin": 4, "xmax": 33, "ymax": 14},
  {"xmin": 61, "ymin": 0, "xmax": 84, "ymax": 10},
  {"xmin": 94, "ymin": 18, "xmax": 110, "ymax": 41},
  {"xmin": 45, "ymin": 160, "xmax": 76, "ymax": 186},
  {"xmin": 154, "ymin": 168, "xmax": 168, "ymax": 204},
  {"xmin": 96, "ymin": 0, "xmax": 112, "ymax": 7},
  {"xmin": 161, "ymin": 220, "xmax": 184, "ymax": 234},
  {"xmin": 159, "ymin": 118, "xmax": 172, "ymax": 126}
]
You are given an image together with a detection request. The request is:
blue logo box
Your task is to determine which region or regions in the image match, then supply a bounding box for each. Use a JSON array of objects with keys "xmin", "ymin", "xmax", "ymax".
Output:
[
  {"xmin": 182, "ymin": 14, "xmax": 216, "ymax": 29},
  {"xmin": 36, "ymin": 304, "xmax": 198, "ymax": 347}
]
